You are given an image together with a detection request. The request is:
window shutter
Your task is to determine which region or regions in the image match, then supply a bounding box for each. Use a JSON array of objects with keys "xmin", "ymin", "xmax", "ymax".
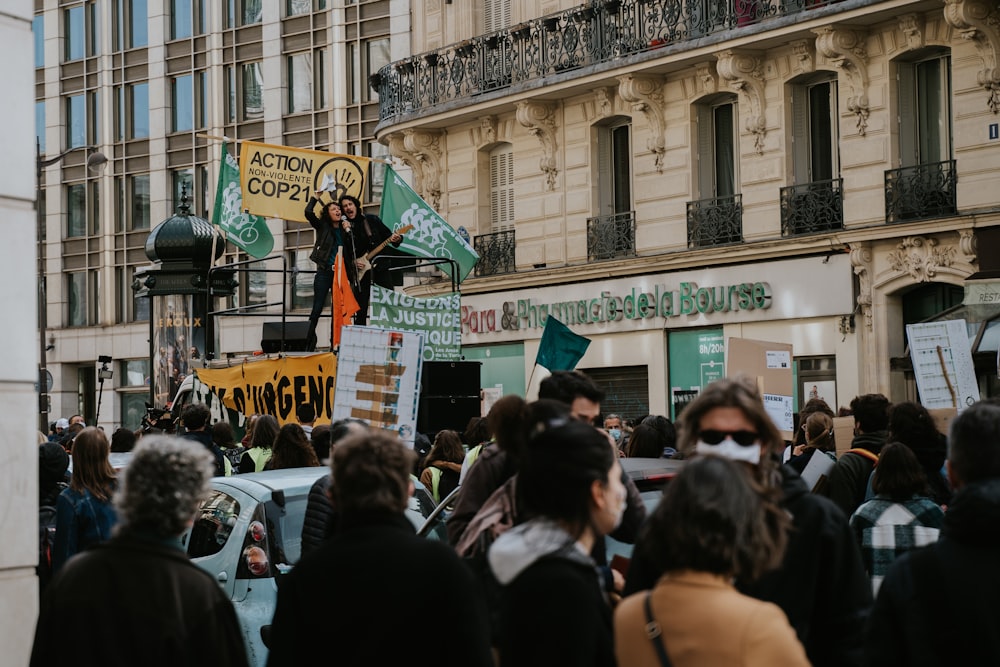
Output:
[
  {"xmin": 897, "ymin": 62, "xmax": 917, "ymax": 167},
  {"xmin": 489, "ymin": 145, "xmax": 515, "ymax": 231},
  {"xmin": 597, "ymin": 126, "xmax": 614, "ymax": 214},
  {"xmin": 696, "ymin": 105, "xmax": 714, "ymax": 198},
  {"xmin": 791, "ymin": 85, "xmax": 810, "ymax": 184}
]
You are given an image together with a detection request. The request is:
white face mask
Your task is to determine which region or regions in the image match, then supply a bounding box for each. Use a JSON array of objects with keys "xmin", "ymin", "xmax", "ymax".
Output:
[
  {"xmin": 608, "ymin": 428, "xmax": 622, "ymax": 443},
  {"xmin": 695, "ymin": 438, "xmax": 761, "ymax": 465}
]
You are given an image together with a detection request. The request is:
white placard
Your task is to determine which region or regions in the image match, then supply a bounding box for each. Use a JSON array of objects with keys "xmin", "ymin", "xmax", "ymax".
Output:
[
  {"xmin": 766, "ymin": 350, "xmax": 791, "ymax": 369},
  {"xmin": 762, "ymin": 393, "xmax": 795, "ymax": 432},
  {"xmin": 332, "ymin": 325, "xmax": 424, "ymax": 447},
  {"xmin": 906, "ymin": 320, "xmax": 979, "ymax": 413}
]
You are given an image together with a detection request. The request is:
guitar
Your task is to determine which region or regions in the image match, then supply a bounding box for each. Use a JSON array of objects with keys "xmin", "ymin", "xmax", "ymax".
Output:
[{"xmin": 357, "ymin": 224, "xmax": 414, "ymax": 279}]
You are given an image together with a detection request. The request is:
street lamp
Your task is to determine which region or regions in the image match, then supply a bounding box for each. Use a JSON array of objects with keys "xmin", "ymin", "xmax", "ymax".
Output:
[{"xmin": 36, "ymin": 139, "xmax": 107, "ymax": 432}]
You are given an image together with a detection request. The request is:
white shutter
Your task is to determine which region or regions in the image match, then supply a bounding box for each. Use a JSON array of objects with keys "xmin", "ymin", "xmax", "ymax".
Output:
[
  {"xmin": 791, "ymin": 84, "xmax": 810, "ymax": 184},
  {"xmin": 489, "ymin": 145, "xmax": 515, "ymax": 231},
  {"xmin": 485, "ymin": 0, "xmax": 511, "ymax": 33}
]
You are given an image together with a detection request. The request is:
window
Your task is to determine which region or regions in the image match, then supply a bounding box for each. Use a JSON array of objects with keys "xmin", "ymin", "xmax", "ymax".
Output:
[
  {"xmin": 242, "ymin": 62, "xmax": 264, "ymax": 121},
  {"xmin": 130, "ymin": 0, "xmax": 148, "ymax": 48},
  {"xmin": 36, "ymin": 101, "xmax": 45, "ymax": 153},
  {"xmin": 242, "ymin": 0, "xmax": 263, "ymax": 25},
  {"xmin": 898, "ymin": 51, "xmax": 952, "ymax": 167},
  {"xmin": 65, "ymin": 6, "xmax": 85, "ymax": 60},
  {"xmin": 67, "ymin": 94, "xmax": 86, "ymax": 148},
  {"xmin": 120, "ymin": 392, "xmax": 149, "ymax": 430},
  {"xmin": 67, "ymin": 184, "xmax": 87, "ymax": 237},
  {"xmin": 697, "ymin": 98, "xmax": 738, "ymax": 198},
  {"xmin": 171, "ymin": 0, "xmax": 204, "ymax": 39},
  {"xmin": 287, "ymin": 53, "xmax": 314, "ymax": 113},
  {"xmin": 68, "ymin": 271, "xmax": 98, "ymax": 327},
  {"xmin": 597, "ymin": 119, "xmax": 632, "ymax": 215},
  {"xmin": 316, "ymin": 49, "xmax": 327, "ymax": 109},
  {"xmin": 225, "ymin": 66, "xmax": 236, "ymax": 123},
  {"xmin": 791, "ymin": 77, "xmax": 838, "ymax": 184},
  {"xmin": 33, "ymin": 15, "xmax": 44, "ymax": 68},
  {"xmin": 173, "ymin": 75, "xmax": 193, "ymax": 131},
  {"xmin": 240, "ymin": 259, "xmax": 268, "ymax": 308},
  {"xmin": 291, "ymin": 250, "xmax": 316, "ymax": 310},
  {"xmin": 367, "ymin": 141, "xmax": 391, "ymax": 201},
  {"xmin": 129, "ymin": 82, "xmax": 149, "ymax": 139},
  {"xmin": 116, "ymin": 269, "xmax": 150, "ymax": 324},
  {"xmin": 484, "ymin": 0, "xmax": 511, "ymax": 33},
  {"xmin": 366, "ymin": 39, "xmax": 389, "ymax": 102},
  {"xmin": 131, "ymin": 174, "xmax": 150, "ymax": 229},
  {"xmin": 489, "ymin": 144, "xmax": 515, "ymax": 230},
  {"xmin": 287, "ymin": 0, "xmax": 312, "ymax": 16},
  {"xmin": 347, "ymin": 43, "xmax": 359, "ymax": 104}
]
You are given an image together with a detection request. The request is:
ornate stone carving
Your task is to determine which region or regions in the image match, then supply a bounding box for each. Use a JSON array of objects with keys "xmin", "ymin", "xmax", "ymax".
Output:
[
  {"xmin": 886, "ymin": 236, "xmax": 958, "ymax": 282},
  {"xmin": 402, "ymin": 129, "xmax": 444, "ymax": 211},
  {"xmin": 515, "ymin": 100, "xmax": 559, "ymax": 190},
  {"xmin": 473, "ymin": 116, "xmax": 498, "ymax": 148},
  {"xmin": 850, "ymin": 243, "xmax": 874, "ymax": 331},
  {"xmin": 594, "ymin": 86, "xmax": 615, "ymax": 118},
  {"xmin": 716, "ymin": 50, "xmax": 767, "ymax": 154},
  {"xmin": 898, "ymin": 13, "xmax": 925, "ymax": 50},
  {"xmin": 790, "ymin": 40, "xmax": 816, "ymax": 75},
  {"xmin": 815, "ymin": 26, "xmax": 871, "ymax": 136},
  {"xmin": 618, "ymin": 74, "xmax": 667, "ymax": 172},
  {"xmin": 385, "ymin": 132, "xmax": 424, "ymax": 195},
  {"xmin": 694, "ymin": 62, "xmax": 718, "ymax": 96},
  {"xmin": 944, "ymin": 0, "xmax": 1000, "ymax": 113},
  {"xmin": 960, "ymin": 228, "xmax": 977, "ymax": 259}
]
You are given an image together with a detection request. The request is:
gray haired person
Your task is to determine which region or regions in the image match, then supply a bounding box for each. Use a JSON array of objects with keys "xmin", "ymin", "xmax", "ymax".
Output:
[{"xmin": 31, "ymin": 436, "xmax": 249, "ymax": 667}]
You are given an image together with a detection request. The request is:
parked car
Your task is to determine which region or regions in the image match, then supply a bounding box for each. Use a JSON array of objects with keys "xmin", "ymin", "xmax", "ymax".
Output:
[{"xmin": 183, "ymin": 467, "xmax": 439, "ymax": 667}]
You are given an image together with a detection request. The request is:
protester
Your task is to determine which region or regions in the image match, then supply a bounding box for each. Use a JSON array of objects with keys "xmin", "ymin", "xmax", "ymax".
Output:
[
  {"xmin": 266, "ymin": 429, "xmax": 493, "ymax": 666},
  {"xmin": 212, "ymin": 421, "xmax": 245, "ymax": 473},
  {"xmin": 883, "ymin": 400, "xmax": 951, "ymax": 506},
  {"xmin": 623, "ymin": 423, "xmax": 669, "ymax": 458},
  {"xmin": 180, "ymin": 403, "xmax": 226, "ymax": 477},
  {"xmin": 110, "ymin": 427, "xmax": 137, "ymax": 453},
  {"xmin": 639, "ymin": 414, "xmax": 677, "ymax": 457},
  {"xmin": 31, "ymin": 436, "xmax": 249, "ymax": 667},
  {"xmin": 849, "ymin": 441, "xmax": 944, "ymax": 595},
  {"xmin": 624, "ymin": 377, "xmax": 872, "ymax": 667},
  {"xmin": 488, "ymin": 419, "xmax": 625, "ymax": 667},
  {"xmin": 823, "ymin": 393, "xmax": 890, "ymax": 518},
  {"xmin": 51, "ymin": 427, "xmax": 119, "ymax": 573},
  {"xmin": 418, "ymin": 429, "xmax": 465, "ymax": 503},
  {"xmin": 309, "ymin": 423, "xmax": 332, "ymax": 464},
  {"xmin": 266, "ymin": 423, "xmax": 321, "ymax": 470},
  {"xmin": 865, "ymin": 400, "xmax": 1000, "ymax": 665},
  {"xmin": 615, "ymin": 455, "xmax": 808, "ymax": 666},
  {"xmin": 295, "ymin": 403, "xmax": 316, "ymax": 439},
  {"xmin": 37, "ymin": 441, "xmax": 70, "ymax": 593},
  {"xmin": 238, "ymin": 414, "xmax": 279, "ymax": 473}
]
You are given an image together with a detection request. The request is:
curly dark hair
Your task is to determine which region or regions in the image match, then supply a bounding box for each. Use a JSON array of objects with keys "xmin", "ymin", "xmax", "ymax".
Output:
[
  {"xmin": 269, "ymin": 423, "xmax": 321, "ymax": 470},
  {"xmin": 871, "ymin": 442, "xmax": 930, "ymax": 501}
]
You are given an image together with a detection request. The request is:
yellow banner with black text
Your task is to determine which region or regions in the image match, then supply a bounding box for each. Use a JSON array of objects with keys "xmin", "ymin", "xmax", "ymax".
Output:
[{"xmin": 238, "ymin": 141, "xmax": 372, "ymax": 222}]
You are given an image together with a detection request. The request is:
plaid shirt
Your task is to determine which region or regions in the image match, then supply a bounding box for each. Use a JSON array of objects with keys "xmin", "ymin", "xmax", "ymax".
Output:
[{"xmin": 849, "ymin": 496, "xmax": 945, "ymax": 596}]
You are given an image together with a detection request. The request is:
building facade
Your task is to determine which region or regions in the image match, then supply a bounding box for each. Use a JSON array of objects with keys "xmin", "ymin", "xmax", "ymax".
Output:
[
  {"xmin": 33, "ymin": 0, "xmax": 408, "ymax": 430},
  {"xmin": 374, "ymin": 0, "xmax": 1000, "ymax": 420}
]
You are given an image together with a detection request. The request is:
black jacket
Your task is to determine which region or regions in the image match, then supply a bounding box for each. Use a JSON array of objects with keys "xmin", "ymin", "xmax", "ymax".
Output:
[
  {"xmin": 304, "ymin": 197, "xmax": 359, "ymax": 292},
  {"xmin": 625, "ymin": 463, "xmax": 873, "ymax": 667},
  {"xmin": 266, "ymin": 510, "xmax": 494, "ymax": 667},
  {"xmin": 345, "ymin": 211, "xmax": 398, "ymax": 289},
  {"xmin": 182, "ymin": 430, "xmax": 226, "ymax": 477},
  {"xmin": 300, "ymin": 473, "xmax": 335, "ymax": 558},
  {"xmin": 823, "ymin": 430, "xmax": 887, "ymax": 518},
  {"xmin": 32, "ymin": 532, "xmax": 248, "ymax": 667},
  {"xmin": 864, "ymin": 478, "xmax": 1000, "ymax": 666}
]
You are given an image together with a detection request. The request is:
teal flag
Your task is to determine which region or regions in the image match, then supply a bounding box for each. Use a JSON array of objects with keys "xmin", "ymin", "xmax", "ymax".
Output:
[
  {"xmin": 378, "ymin": 164, "xmax": 479, "ymax": 283},
  {"xmin": 212, "ymin": 142, "xmax": 274, "ymax": 259},
  {"xmin": 536, "ymin": 316, "xmax": 591, "ymax": 371}
]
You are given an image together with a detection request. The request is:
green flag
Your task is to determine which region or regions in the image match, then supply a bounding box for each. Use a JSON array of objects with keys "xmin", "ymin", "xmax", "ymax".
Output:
[
  {"xmin": 212, "ymin": 142, "xmax": 274, "ymax": 259},
  {"xmin": 535, "ymin": 316, "xmax": 591, "ymax": 372},
  {"xmin": 379, "ymin": 164, "xmax": 479, "ymax": 283}
]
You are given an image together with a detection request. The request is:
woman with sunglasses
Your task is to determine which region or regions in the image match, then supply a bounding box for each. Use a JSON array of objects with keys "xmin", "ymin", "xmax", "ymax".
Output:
[{"xmin": 623, "ymin": 377, "xmax": 873, "ymax": 667}]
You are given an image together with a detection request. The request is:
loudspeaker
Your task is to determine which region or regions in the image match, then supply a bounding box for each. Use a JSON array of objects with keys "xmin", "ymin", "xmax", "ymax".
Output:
[
  {"xmin": 421, "ymin": 361, "xmax": 481, "ymax": 397},
  {"xmin": 418, "ymin": 396, "xmax": 481, "ymax": 436},
  {"xmin": 260, "ymin": 321, "xmax": 314, "ymax": 353}
]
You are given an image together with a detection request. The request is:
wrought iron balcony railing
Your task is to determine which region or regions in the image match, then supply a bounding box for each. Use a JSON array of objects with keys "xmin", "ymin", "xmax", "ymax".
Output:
[
  {"xmin": 780, "ymin": 178, "xmax": 844, "ymax": 236},
  {"xmin": 473, "ymin": 229, "xmax": 516, "ymax": 277},
  {"xmin": 373, "ymin": 0, "xmax": 846, "ymax": 123},
  {"xmin": 587, "ymin": 212, "xmax": 636, "ymax": 261},
  {"xmin": 687, "ymin": 194, "xmax": 743, "ymax": 248},
  {"xmin": 884, "ymin": 160, "xmax": 957, "ymax": 224}
]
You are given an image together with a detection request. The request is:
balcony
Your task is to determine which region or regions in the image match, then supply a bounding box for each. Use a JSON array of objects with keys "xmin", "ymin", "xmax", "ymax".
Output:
[
  {"xmin": 885, "ymin": 160, "xmax": 957, "ymax": 224},
  {"xmin": 587, "ymin": 212, "xmax": 636, "ymax": 261},
  {"xmin": 687, "ymin": 194, "xmax": 743, "ymax": 248},
  {"xmin": 780, "ymin": 179, "xmax": 844, "ymax": 236},
  {"xmin": 473, "ymin": 229, "xmax": 516, "ymax": 277},
  {"xmin": 373, "ymin": 0, "xmax": 847, "ymax": 124}
]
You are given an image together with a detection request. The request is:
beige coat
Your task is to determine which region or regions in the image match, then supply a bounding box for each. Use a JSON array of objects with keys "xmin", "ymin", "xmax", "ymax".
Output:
[{"xmin": 614, "ymin": 570, "xmax": 810, "ymax": 667}]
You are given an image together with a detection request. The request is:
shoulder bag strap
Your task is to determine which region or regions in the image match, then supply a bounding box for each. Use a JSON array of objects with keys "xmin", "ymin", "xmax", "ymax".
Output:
[{"xmin": 643, "ymin": 591, "xmax": 673, "ymax": 667}]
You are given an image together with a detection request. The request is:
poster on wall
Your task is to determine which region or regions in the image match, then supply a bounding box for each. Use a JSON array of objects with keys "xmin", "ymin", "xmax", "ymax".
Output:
[
  {"xmin": 331, "ymin": 325, "xmax": 424, "ymax": 447},
  {"xmin": 668, "ymin": 329, "xmax": 725, "ymax": 420},
  {"xmin": 151, "ymin": 294, "xmax": 206, "ymax": 408},
  {"xmin": 906, "ymin": 319, "xmax": 980, "ymax": 412},
  {"xmin": 803, "ymin": 380, "xmax": 837, "ymax": 413}
]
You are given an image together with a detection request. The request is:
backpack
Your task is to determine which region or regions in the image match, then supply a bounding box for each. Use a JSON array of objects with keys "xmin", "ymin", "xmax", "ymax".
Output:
[
  {"xmin": 455, "ymin": 475, "xmax": 518, "ymax": 559},
  {"xmin": 38, "ymin": 483, "xmax": 67, "ymax": 590}
]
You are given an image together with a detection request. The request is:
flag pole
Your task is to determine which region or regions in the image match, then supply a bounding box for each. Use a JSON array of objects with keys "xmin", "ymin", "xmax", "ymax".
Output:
[{"xmin": 526, "ymin": 362, "xmax": 539, "ymax": 395}]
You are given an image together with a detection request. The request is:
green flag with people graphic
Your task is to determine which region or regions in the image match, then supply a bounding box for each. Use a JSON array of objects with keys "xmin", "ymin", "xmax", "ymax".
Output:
[
  {"xmin": 212, "ymin": 142, "xmax": 274, "ymax": 259},
  {"xmin": 378, "ymin": 164, "xmax": 479, "ymax": 284}
]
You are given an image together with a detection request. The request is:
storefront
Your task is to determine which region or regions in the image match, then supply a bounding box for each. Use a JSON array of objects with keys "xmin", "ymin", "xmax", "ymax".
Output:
[{"xmin": 459, "ymin": 254, "xmax": 858, "ymax": 421}]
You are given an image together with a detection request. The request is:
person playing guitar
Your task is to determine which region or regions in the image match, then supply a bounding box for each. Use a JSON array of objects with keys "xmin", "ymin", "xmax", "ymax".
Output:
[{"xmin": 339, "ymin": 195, "xmax": 403, "ymax": 325}]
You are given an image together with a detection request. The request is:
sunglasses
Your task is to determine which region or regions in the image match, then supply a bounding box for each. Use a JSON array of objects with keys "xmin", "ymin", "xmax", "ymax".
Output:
[{"xmin": 698, "ymin": 429, "xmax": 759, "ymax": 447}]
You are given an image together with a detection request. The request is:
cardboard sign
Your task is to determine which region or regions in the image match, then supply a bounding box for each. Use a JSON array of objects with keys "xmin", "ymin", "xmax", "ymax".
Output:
[
  {"xmin": 833, "ymin": 416, "xmax": 855, "ymax": 457},
  {"xmin": 726, "ymin": 337, "xmax": 795, "ymax": 440}
]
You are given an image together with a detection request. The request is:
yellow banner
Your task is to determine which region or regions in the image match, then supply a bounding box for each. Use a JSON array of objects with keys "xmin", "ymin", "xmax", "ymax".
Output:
[
  {"xmin": 239, "ymin": 141, "xmax": 372, "ymax": 222},
  {"xmin": 195, "ymin": 353, "xmax": 338, "ymax": 425}
]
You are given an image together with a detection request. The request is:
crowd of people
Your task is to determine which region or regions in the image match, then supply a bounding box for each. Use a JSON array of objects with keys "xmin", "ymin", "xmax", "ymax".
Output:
[{"xmin": 32, "ymin": 370, "xmax": 1000, "ymax": 665}]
